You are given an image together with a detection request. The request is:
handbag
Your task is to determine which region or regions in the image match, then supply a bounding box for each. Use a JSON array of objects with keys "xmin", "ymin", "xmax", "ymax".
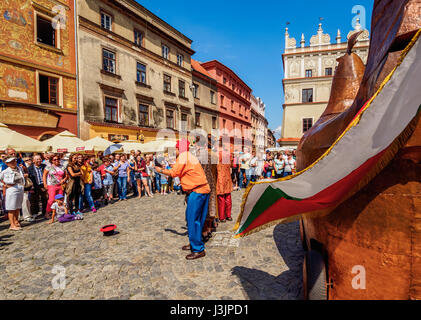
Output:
[{"xmin": 24, "ymin": 177, "xmax": 33, "ymax": 190}]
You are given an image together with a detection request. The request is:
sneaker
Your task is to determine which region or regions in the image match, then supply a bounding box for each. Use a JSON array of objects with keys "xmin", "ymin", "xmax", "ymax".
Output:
[
  {"xmin": 91, "ymin": 208, "xmax": 97, "ymax": 213},
  {"xmin": 76, "ymin": 211, "xmax": 83, "ymax": 216},
  {"xmin": 24, "ymin": 217, "xmax": 35, "ymax": 222}
]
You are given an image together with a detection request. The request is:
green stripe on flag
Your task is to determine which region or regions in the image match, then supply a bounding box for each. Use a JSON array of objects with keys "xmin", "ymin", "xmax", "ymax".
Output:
[{"xmin": 237, "ymin": 185, "xmax": 302, "ymax": 234}]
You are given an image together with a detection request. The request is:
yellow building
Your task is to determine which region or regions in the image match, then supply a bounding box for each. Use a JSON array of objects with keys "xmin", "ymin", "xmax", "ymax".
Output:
[
  {"xmin": 280, "ymin": 22, "xmax": 369, "ymax": 148},
  {"xmin": 76, "ymin": 0, "xmax": 195, "ymax": 142}
]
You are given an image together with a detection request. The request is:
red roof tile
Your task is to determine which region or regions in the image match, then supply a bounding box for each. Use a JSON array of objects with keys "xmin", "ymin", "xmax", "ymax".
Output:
[{"xmin": 191, "ymin": 59, "xmax": 214, "ymax": 79}]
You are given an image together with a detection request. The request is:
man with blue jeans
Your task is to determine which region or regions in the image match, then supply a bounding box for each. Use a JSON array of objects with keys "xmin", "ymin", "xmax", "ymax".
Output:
[
  {"xmin": 115, "ymin": 155, "xmax": 130, "ymax": 200},
  {"xmin": 155, "ymin": 139, "xmax": 210, "ymax": 260}
]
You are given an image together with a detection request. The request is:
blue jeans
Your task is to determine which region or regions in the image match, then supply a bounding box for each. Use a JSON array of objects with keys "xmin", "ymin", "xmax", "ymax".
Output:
[
  {"xmin": 130, "ymin": 171, "xmax": 138, "ymax": 197},
  {"xmin": 155, "ymin": 173, "xmax": 161, "ymax": 193},
  {"xmin": 283, "ymin": 172, "xmax": 292, "ymax": 177},
  {"xmin": 186, "ymin": 192, "xmax": 210, "ymax": 253},
  {"xmin": 239, "ymin": 169, "xmax": 249, "ymax": 189},
  {"xmin": 117, "ymin": 176, "xmax": 128, "ymax": 200},
  {"xmin": 80, "ymin": 183, "xmax": 95, "ymax": 210}
]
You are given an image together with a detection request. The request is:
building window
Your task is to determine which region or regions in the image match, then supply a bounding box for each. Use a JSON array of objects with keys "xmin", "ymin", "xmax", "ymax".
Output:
[
  {"xmin": 39, "ymin": 74, "xmax": 59, "ymax": 105},
  {"xmin": 210, "ymin": 90, "xmax": 216, "ymax": 104},
  {"xmin": 220, "ymin": 95, "xmax": 225, "ymax": 106},
  {"xmin": 223, "ymin": 77, "xmax": 227, "ymax": 84},
  {"xmin": 37, "ymin": 15, "xmax": 56, "ymax": 47},
  {"xmin": 166, "ymin": 109, "xmax": 174, "ymax": 129},
  {"xmin": 192, "ymin": 83, "xmax": 199, "ymax": 98},
  {"xmin": 136, "ymin": 62, "xmax": 146, "ymax": 84},
  {"xmin": 231, "ymin": 100, "xmax": 234, "ymax": 110},
  {"xmin": 181, "ymin": 113, "xmax": 188, "ymax": 131},
  {"xmin": 303, "ymin": 118, "xmax": 313, "ymax": 133},
  {"xmin": 103, "ymin": 49, "xmax": 116, "ymax": 74},
  {"xmin": 305, "ymin": 69, "xmax": 312, "ymax": 78},
  {"xmin": 139, "ymin": 104, "xmax": 149, "ymax": 126},
  {"xmin": 101, "ymin": 11, "xmax": 112, "ymax": 31},
  {"xmin": 163, "ymin": 74, "xmax": 171, "ymax": 92},
  {"xmin": 134, "ymin": 29, "xmax": 143, "ymax": 47},
  {"xmin": 212, "ymin": 116, "xmax": 217, "ymax": 129},
  {"xmin": 162, "ymin": 44, "xmax": 169, "ymax": 59},
  {"xmin": 325, "ymin": 67, "xmax": 333, "ymax": 76},
  {"xmin": 177, "ymin": 54, "xmax": 184, "ymax": 67},
  {"xmin": 179, "ymin": 80, "xmax": 185, "ymax": 97},
  {"xmin": 223, "ymin": 119, "xmax": 226, "ymax": 129},
  {"xmin": 302, "ymin": 88, "xmax": 313, "ymax": 103},
  {"xmin": 105, "ymin": 97, "xmax": 118, "ymax": 122},
  {"xmin": 195, "ymin": 112, "xmax": 201, "ymax": 127}
]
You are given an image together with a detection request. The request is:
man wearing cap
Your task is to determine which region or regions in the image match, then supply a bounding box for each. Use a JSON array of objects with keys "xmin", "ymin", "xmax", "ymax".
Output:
[{"xmin": 155, "ymin": 139, "xmax": 210, "ymax": 260}]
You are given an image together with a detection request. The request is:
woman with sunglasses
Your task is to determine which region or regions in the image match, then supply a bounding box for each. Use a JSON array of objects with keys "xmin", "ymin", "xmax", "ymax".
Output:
[{"xmin": 43, "ymin": 154, "xmax": 68, "ymax": 219}]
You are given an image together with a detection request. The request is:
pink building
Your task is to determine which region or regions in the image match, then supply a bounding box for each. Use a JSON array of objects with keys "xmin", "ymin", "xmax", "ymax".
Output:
[{"xmin": 201, "ymin": 60, "xmax": 252, "ymax": 149}]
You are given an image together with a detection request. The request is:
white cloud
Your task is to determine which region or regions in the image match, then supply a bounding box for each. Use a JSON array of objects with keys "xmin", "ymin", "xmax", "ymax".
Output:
[{"xmin": 272, "ymin": 125, "xmax": 282, "ymax": 137}]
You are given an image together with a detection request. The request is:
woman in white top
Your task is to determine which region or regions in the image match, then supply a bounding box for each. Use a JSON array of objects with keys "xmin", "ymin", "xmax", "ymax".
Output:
[
  {"xmin": 283, "ymin": 154, "xmax": 296, "ymax": 177},
  {"xmin": 0, "ymin": 157, "xmax": 26, "ymax": 231}
]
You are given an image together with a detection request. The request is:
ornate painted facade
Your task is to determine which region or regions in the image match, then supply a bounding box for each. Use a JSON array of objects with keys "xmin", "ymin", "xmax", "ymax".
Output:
[
  {"xmin": 279, "ymin": 21, "xmax": 370, "ymax": 147},
  {"xmin": 0, "ymin": 0, "xmax": 77, "ymax": 139}
]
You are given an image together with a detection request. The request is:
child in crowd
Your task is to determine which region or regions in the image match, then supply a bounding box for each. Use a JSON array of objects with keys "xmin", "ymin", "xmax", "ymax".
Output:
[
  {"xmin": 160, "ymin": 161, "xmax": 170, "ymax": 195},
  {"xmin": 47, "ymin": 194, "xmax": 83, "ymax": 224},
  {"xmin": 173, "ymin": 176, "xmax": 182, "ymax": 195}
]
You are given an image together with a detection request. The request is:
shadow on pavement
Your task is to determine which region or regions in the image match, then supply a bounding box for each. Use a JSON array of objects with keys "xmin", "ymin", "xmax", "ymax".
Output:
[
  {"xmin": 0, "ymin": 233, "xmax": 13, "ymax": 249},
  {"xmin": 232, "ymin": 222, "xmax": 305, "ymax": 300},
  {"xmin": 164, "ymin": 228, "xmax": 188, "ymax": 236}
]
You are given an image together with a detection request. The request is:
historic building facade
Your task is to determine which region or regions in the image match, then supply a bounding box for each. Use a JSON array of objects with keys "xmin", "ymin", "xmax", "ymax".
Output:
[
  {"xmin": 191, "ymin": 59, "xmax": 218, "ymax": 137},
  {"xmin": 76, "ymin": 0, "xmax": 195, "ymax": 142},
  {"xmin": 267, "ymin": 128, "xmax": 276, "ymax": 148},
  {"xmin": 0, "ymin": 0, "xmax": 78, "ymax": 140},
  {"xmin": 279, "ymin": 22, "xmax": 370, "ymax": 148},
  {"xmin": 250, "ymin": 94, "xmax": 268, "ymax": 153},
  {"xmin": 201, "ymin": 60, "xmax": 252, "ymax": 149}
]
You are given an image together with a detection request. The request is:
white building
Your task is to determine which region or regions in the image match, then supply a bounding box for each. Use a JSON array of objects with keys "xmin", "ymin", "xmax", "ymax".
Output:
[
  {"xmin": 279, "ymin": 21, "xmax": 369, "ymax": 148},
  {"xmin": 251, "ymin": 94, "xmax": 268, "ymax": 154}
]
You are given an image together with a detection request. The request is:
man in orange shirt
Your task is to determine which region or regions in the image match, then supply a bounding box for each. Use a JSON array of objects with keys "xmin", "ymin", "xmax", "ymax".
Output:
[{"xmin": 155, "ymin": 139, "xmax": 210, "ymax": 260}]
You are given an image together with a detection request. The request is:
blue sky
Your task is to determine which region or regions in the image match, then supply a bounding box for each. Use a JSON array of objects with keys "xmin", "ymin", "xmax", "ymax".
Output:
[{"xmin": 137, "ymin": 0, "xmax": 374, "ymax": 138}]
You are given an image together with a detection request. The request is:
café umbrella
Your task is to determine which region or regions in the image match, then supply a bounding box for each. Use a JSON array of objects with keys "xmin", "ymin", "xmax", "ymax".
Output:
[
  {"xmin": 0, "ymin": 123, "xmax": 49, "ymax": 153},
  {"xmin": 140, "ymin": 139, "xmax": 176, "ymax": 153},
  {"xmin": 42, "ymin": 130, "xmax": 85, "ymax": 153},
  {"xmin": 83, "ymin": 136, "xmax": 113, "ymax": 152}
]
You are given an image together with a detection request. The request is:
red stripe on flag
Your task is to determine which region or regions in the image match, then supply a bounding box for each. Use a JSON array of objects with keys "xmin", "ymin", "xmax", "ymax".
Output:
[{"xmin": 238, "ymin": 149, "xmax": 388, "ymax": 236}]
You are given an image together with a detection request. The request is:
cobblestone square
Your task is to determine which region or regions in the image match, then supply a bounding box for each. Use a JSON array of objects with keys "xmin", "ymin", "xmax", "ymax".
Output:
[{"xmin": 0, "ymin": 190, "xmax": 304, "ymax": 300}]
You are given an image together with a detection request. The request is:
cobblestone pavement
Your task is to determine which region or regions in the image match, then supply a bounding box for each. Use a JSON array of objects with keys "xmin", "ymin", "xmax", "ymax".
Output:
[{"xmin": 0, "ymin": 190, "xmax": 304, "ymax": 300}]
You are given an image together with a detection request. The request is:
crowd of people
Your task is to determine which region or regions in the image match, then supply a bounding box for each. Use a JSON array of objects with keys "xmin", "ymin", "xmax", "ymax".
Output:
[
  {"xmin": 231, "ymin": 149, "xmax": 297, "ymax": 190},
  {"xmin": 0, "ymin": 146, "xmax": 296, "ymax": 253}
]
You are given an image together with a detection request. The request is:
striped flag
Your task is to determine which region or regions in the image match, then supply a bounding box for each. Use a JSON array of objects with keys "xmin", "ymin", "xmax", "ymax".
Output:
[{"xmin": 234, "ymin": 30, "xmax": 421, "ymax": 238}]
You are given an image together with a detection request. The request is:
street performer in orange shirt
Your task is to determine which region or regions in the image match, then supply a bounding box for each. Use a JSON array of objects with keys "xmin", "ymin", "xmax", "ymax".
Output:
[{"xmin": 155, "ymin": 139, "xmax": 210, "ymax": 260}]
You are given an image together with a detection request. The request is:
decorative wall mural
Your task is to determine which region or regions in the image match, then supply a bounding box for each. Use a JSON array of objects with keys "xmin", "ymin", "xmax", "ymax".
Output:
[
  {"xmin": 3, "ymin": 9, "xmax": 27, "ymax": 26},
  {"xmin": 8, "ymin": 39, "xmax": 23, "ymax": 50},
  {"xmin": 0, "ymin": 0, "xmax": 75, "ymax": 72},
  {"xmin": 0, "ymin": 0, "xmax": 76, "ymax": 111},
  {"xmin": 0, "ymin": 64, "xmax": 35, "ymax": 103}
]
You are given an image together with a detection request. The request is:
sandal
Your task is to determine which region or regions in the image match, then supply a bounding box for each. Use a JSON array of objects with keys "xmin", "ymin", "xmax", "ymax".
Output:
[{"xmin": 9, "ymin": 226, "xmax": 22, "ymax": 231}]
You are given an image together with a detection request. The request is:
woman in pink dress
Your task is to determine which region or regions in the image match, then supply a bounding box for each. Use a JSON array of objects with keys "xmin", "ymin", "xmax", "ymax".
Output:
[{"xmin": 43, "ymin": 154, "xmax": 68, "ymax": 218}]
